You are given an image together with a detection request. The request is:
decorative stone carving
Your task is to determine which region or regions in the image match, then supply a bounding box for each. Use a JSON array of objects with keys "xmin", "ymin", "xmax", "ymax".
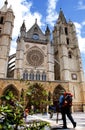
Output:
[{"xmin": 26, "ymin": 49, "xmax": 44, "ymax": 67}]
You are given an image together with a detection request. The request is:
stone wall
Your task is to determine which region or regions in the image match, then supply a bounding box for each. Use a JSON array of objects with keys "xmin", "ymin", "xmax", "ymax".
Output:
[{"xmin": 0, "ymin": 78, "xmax": 85, "ymax": 112}]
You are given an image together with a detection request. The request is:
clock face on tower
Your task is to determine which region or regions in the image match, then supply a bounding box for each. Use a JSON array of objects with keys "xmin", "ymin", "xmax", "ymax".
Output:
[
  {"xmin": 26, "ymin": 49, "xmax": 44, "ymax": 67},
  {"xmin": 71, "ymin": 73, "xmax": 77, "ymax": 80},
  {"xmin": 32, "ymin": 34, "xmax": 39, "ymax": 40}
]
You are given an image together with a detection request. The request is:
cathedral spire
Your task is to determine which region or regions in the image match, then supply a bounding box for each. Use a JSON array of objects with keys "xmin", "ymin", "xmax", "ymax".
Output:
[
  {"xmin": 57, "ymin": 8, "xmax": 67, "ymax": 24},
  {"xmin": 0, "ymin": 0, "xmax": 8, "ymax": 12},
  {"xmin": 4, "ymin": 0, "xmax": 8, "ymax": 5},
  {"xmin": 20, "ymin": 20, "xmax": 26, "ymax": 37},
  {"xmin": 45, "ymin": 25, "xmax": 50, "ymax": 35},
  {"xmin": 35, "ymin": 18, "xmax": 37, "ymax": 24},
  {"xmin": 45, "ymin": 25, "xmax": 50, "ymax": 41},
  {"xmin": 20, "ymin": 20, "xmax": 26, "ymax": 31}
]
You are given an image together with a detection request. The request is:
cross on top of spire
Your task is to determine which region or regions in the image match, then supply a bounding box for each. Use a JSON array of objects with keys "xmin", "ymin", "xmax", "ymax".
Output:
[{"xmin": 35, "ymin": 18, "xmax": 37, "ymax": 24}]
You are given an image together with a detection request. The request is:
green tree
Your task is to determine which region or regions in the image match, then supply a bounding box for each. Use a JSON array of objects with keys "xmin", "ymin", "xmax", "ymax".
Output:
[
  {"xmin": 26, "ymin": 83, "xmax": 49, "ymax": 113},
  {"xmin": 0, "ymin": 88, "xmax": 50, "ymax": 130},
  {"xmin": 0, "ymin": 90, "xmax": 24, "ymax": 130}
]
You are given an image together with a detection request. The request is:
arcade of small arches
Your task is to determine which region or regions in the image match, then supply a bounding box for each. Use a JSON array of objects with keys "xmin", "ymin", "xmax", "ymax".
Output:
[
  {"xmin": 23, "ymin": 70, "xmax": 46, "ymax": 81},
  {"xmin": 1, "ymin": 83, "xmax": 66, "ymax": 110}
]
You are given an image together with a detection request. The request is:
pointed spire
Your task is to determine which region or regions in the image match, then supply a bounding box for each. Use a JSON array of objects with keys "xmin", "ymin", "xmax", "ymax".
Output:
[
  {"xmin": 57, "ymin": 8, "xmax": 67, "ymax": 24},
  {"xmin": 35, "ymin": 18, "xmax": 37, "ymax": 24},
  {"xmin": 45, "ymin": 25, "xmax": 50, "ymax": 41},
  {"xmin": 20, "ymin": 20, "xmax": 26, "ymax": 37},
  {"xmin": 8, "ymin": 5, "xmax": 14, "ymax": 13},
  {"xmin": 45, "ymin": 25, "xmax": 50, "ymax": 35},
  {"xmin": 20, "ymin": 20, "xmax": 26, "ymax": 31},
  {"xmin": 22, "ymin": 20, "xmax": 26, "ymax": 28},
  {"xmin": 0, "ymin": 0, "xmax": 8, "ymax": 12},
  {"xmin": 4, "ymin": 0, "xmax": 8, "ymax": 5},
  {"xmin": 68, "ymin": 19, "xmax": 73, "ymax": 25}
]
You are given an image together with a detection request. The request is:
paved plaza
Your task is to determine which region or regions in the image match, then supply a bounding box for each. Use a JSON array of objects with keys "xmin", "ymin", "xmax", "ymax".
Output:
[{"xmin": 26, "ymin": 112, "xmax": 85, "ymax": 130}]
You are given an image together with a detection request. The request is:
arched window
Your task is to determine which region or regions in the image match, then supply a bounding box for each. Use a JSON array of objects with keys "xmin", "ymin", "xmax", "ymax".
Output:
[
  {"xmin": 0, "ymin": 17, "xmax": 4, "ymax": 24},
  {"xmin": 34, "ymin": 27, "xmax": 38, "ymax": 32},
  {"xmin": 68, "ymin": 51, "xmax": 72, "ymax": 58},
  {"xmin": 65, "ymin": 27, "xmax": 68, "ymax": 35},
  {"xmin": 23, "ymin": 71, "xmax": 28, "ymax": 80},
  {"xmin": 29, "ymin": 71, "xmax": 34, "ymax": 80},
  {"xmin": 36, "ymin": 71, "xmax": 40, "ymax": 80},
  {"xmin": 66, "ymin": 38, "xmax": 69, "ymax": 45},
  {"xmin": 0, "ymin": 27, "xmax": 2, "ymax": 34},
  {"xmin": 42, "ymin": 72, "xmax": 46, "ymax": 81}
]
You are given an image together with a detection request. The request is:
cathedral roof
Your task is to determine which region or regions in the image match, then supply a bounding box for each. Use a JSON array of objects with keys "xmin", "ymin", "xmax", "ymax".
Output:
[{"xmin": 25, "ymin": 19, "xmax": 47, "ymax": 43}]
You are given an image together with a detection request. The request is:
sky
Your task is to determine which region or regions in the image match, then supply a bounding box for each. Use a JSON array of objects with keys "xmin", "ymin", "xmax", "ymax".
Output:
[{"xmin": 0, "ymin": 0, "xmax": 85, "ymax": 77}]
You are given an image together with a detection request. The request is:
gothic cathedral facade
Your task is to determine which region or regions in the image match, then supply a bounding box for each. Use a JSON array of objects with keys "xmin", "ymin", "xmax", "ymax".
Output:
[{"xmin": 0, "ymin": 1, "xmax": 85, "ymax": 112}]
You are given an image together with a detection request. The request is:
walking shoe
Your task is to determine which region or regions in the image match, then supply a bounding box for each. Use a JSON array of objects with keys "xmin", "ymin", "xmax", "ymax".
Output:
[
  {"xmin": 62, "ymin": 126, "xmax": 68, "ymax": 129},
  {"xmin": 73, "ymin": 122, "xmax": 76, "ymax": 128}
]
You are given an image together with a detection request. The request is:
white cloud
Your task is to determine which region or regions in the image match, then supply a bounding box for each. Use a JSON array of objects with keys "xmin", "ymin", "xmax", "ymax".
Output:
[
  {"xmin": 0, "ymin": 0, "xmax": 43, "ymax": 55},
  {"xmin": 24, "ymin": 12, "xmax": 42, "ymax": 31},
  {"xmin": 1, "ymin": 0, "xmax": 85, "ymax": 58},
  {"xmin": 10, "ymin": 41, "xmax": 17, "ymax": 55},
  {"xmin": 82, "ymin": 21, "xmax": 85, "ymax": 26},
  {"xmin": 46, "ymin": 0, "xmax": 58, "ymax": 26},
  {"xmin": 74, "ymin": 22, "xmax": 85, "ymax": 54},
  {"xmin": 78, "ymin": 36, "xmax": 85, "ymax": 53},
  {"xmin": 0, "ymin": 1, "xmax": 3, "ymax": 7},
  {"xmin": 74, "ymin": 21, "xmax": 85, "ymax": 75},
  {"xmin": 7, "ymin": 0, "xmax": 33, "ymax": 38},
  {"xmin": 74, "ymin": 22, "xmax": 82, "ymax": 35},
  {"xmin": 77, "ymin": 0, "xmax": 85, "ymax": 10}
]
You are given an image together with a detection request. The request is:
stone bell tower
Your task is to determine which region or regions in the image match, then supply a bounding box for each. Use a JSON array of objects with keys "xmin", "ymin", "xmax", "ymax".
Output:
[
  {"xmin": 0, "ymin": 0, "xmax": 15, "ymax": 78},
  {"xmin": 53, "ymin": 9, "xmax": 84, "ymax": 82}
]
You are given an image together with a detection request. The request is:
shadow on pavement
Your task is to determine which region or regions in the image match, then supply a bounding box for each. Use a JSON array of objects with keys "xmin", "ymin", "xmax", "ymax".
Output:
[{"xmin": 51, "ymin": 126, "xmax": 71, "ymax": 130}]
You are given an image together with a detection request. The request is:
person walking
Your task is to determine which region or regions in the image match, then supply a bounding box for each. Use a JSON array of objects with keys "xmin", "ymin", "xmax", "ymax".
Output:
[
  {"xmin": 59, "ymin": 92, "xmax": 76, "ymax": 129},
  {"xmin": 24, "ymin": 108, "xmax": 29, "ymax": 122}
]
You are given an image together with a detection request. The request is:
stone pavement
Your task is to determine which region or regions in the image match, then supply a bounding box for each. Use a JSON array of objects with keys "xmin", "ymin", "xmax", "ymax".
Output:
[
  {"xmin": 26, "ymin": 112, "xmax": 85, "ymax": 130},
  {"xmin": 50, "ymin": 112, "xmax": 85, "ymax": 130}
]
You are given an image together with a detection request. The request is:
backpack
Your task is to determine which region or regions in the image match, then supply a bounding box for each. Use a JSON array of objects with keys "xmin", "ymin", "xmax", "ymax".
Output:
[{"xmin": 63, "ymin": 93, "xmax": 72, "ymax": 107}]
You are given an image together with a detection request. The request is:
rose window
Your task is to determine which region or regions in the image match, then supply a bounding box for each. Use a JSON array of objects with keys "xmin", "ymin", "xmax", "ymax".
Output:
[{"xmin": 26, "ymin": 49, "xmax": 44, "ymax": 67}]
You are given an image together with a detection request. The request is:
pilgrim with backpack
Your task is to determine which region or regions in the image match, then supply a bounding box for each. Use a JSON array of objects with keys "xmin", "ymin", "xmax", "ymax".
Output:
[{"xmin": 59, "ymin": 92, "xmax": 76, "ymax": 129}]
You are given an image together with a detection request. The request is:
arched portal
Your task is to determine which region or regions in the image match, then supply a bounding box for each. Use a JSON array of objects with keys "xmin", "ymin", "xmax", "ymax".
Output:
[
  {"xmin": 26, "ymin": 83, "xmax": 47, "ymax": 113},
  {"xmin": 3, "ymin": 84, "xmax": 19, "ymax": 98},
  {"xmin": 53, "ymin": 85, "xmax": 65, "ymax": 106}
]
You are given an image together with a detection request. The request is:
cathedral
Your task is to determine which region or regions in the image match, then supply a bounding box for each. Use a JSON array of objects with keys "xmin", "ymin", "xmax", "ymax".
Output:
[{"xmin": 0, "ymin": 1, "xmax": 85, "ymax": 112}]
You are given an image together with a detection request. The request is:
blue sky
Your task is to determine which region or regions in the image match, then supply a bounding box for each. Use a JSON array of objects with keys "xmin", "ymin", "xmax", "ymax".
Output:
[{"xmin": 0, "ymin": 0, "xmax": 85, "ymax": 77}]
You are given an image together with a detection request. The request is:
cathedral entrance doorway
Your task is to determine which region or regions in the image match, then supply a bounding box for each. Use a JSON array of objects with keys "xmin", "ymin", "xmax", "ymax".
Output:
[
  {"xmin": 1, "ymin": 84, "xmax": 19, "ymax": 105},
  {"xmin": 3, "ymin": 84, "xmax": 19, "ymax": 98},
  {"xmin": 53, "ymin": 85, "xmax": 65, "ymax": 107},
  {"xmin": 26, "ymin": 83, "xmax": 47, "ymax": 113}
]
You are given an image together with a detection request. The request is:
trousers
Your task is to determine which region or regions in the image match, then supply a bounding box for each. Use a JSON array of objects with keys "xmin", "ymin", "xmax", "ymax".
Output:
[{"xmin": 61, "ymin": 106, "xmax": 75, "ymax": 127}]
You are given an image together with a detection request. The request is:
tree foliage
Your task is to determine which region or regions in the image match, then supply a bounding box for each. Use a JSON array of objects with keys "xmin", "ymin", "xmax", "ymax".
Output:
[
  {"xmin": 0, "ymin": 90, "xmax": 24, "ymax": 130},
  {"xmin": 26, "ymin": 83, "xmax": 48, "ymax": 113}
]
